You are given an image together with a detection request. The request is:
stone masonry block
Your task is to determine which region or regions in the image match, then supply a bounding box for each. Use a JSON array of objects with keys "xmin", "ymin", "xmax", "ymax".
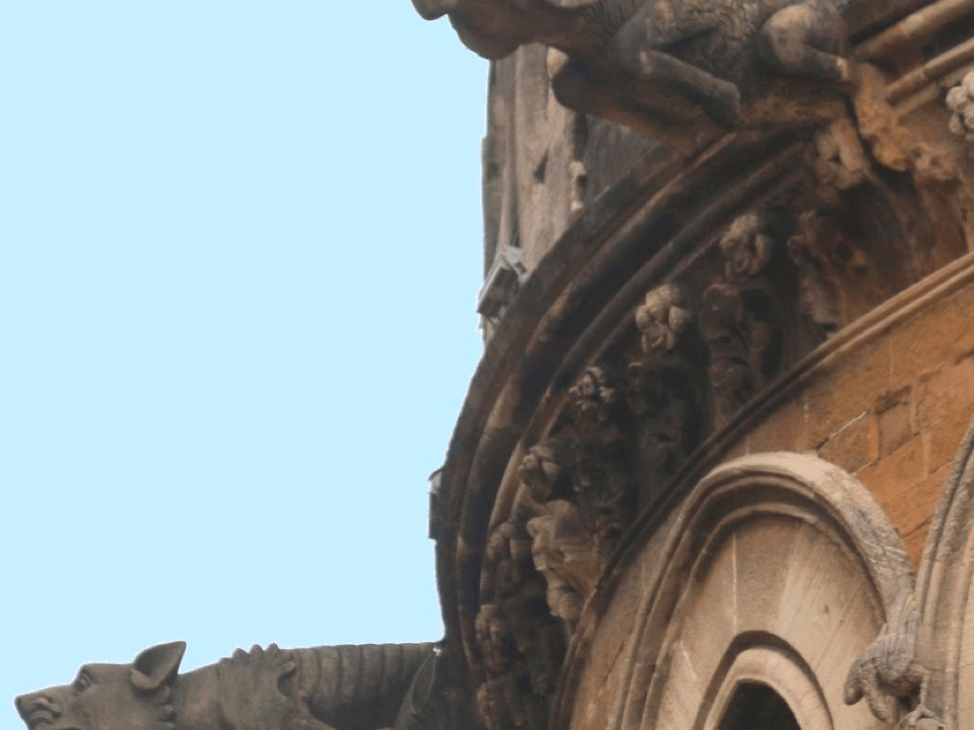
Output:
[
  {"xmin": 915, "ymin": 356, "xmax": 974, "ymax": 431},
  {"xmin": 891, "ymin": 286, "xmax": 974, "ymax": 388},
  {"xmin": 927, "ymin": 408, "xmax": 974, "ymax": 474},
  {"xmin": 883, "ymin": 462, "xmax": 950, "ymax": 541},
  {"xmin": 904, "ymin": 519, "xmax": 932, "ymax": 570},
  {"xmin": 857, "ymin": 434, "xmax": 926, "ymax": 506},
  {"xmin": 875, "ymin": 389, "xmax": 913, "ymax": 459},
  {"xmin": 747, "ymin": 398, "xmax": 807, "ymax": 455},
  {"xmin": 818, "ymin": 413, "xmax": 873, "ymax": 473},
  {"xmin": 806, "ymin": 338, "xmax": 890, "ymax": 448}
]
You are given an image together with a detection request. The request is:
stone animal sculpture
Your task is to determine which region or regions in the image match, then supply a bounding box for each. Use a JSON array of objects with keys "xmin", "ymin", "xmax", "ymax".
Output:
[
  {"xmin": 413, "ymin": 0, "xmax": 850, "ymax": 151},
  {"xmin": 844, "ymin": 591, "xmax": 944, "ymax": 730},
  {"xmin": 15, "ymin": 640, "xmax": 436, "ymax": 730}
]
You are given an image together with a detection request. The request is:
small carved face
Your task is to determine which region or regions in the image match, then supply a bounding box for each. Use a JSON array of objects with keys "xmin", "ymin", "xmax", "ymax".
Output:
[
  {"xmin": 719, "ymin": 213, "xmax": 775, "ymax": 283},
  {"xmin": 518, "ymin": 443, "xmax": 565, "ymax": 502},
  {"xmin": 16, "ymin": 643, "xmax": 185, "ymax": 730},
  {"xmin": 569, "ymin": 367, "xmax": 617, "ymax": 433}
]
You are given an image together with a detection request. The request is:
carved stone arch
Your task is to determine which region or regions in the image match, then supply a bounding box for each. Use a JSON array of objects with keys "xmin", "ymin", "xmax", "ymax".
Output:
[
  {"xmin": 599, "ymin": 453, "xmax": 914, "ymax": 730},
  {"xmin": 910, "ymin": 416, "xmax": 974, "ymax": 729}
]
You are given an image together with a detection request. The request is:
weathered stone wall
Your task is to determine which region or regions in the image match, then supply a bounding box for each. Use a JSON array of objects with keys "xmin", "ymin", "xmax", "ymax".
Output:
[
  {"xmin": 417, "ymin": 2, "xmax": 974, "ymax": 730},
  {"xmin": 721, "ymin": 255, "xmax": 974, "ymax": 564},
  {"xmin": 482, "ymin": 46, "xmax": 662, "ymax": 276}
]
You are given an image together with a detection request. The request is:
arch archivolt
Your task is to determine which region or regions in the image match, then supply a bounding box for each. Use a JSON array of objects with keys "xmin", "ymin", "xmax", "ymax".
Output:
[
  {"xmin": 571, "ymin": 452, "xmax": 915, "ymax": 730},
  {"xmin": 704, "ymin": 644, "xmax": 831, "ymax": 730}
]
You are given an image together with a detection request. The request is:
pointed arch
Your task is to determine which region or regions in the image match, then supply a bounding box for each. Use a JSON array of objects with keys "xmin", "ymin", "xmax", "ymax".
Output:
[{"xmin": 560, "ymin": 452, "xmax": 915, "ymax": 730}]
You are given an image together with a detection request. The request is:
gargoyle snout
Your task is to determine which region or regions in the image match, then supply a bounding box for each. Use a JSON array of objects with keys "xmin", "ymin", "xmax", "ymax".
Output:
[
  {"xmin": 411, "ymin": 0, "xmax": 459, "ymax": 20},
  {"xmin": 15, "ymin": 691, "xmax": 62, "ymax": 729}
]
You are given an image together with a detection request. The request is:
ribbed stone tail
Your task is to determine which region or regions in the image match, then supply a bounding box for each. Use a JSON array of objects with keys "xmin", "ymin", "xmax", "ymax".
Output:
[{"xmin": 296, "ymin": 643, "xmax": 436, "ymax": 730}]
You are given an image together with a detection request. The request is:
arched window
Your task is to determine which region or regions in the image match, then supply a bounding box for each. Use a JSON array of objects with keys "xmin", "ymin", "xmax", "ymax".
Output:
[{"xmin": 718, "ymin": 683, "xmax": 802, "ymax": 730}]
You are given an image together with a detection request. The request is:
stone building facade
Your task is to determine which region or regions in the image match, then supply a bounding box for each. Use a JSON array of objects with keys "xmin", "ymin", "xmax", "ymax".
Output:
[
  {"xmin": 415, "ymin": 1, "xmax": 974, "ymax": 730},
  {"xmin": 16, "ymin": 2, "xmax": 974, "ymax": 730}
]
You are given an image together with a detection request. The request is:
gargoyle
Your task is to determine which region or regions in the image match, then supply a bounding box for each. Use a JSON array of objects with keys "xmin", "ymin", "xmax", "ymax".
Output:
[
  {"xmin": 15, "ymin": 640, "xmax": 437, "ymax": 730},
  {"xmin": 412, "ymin": 0, "xmax": 850, "ymax": 151},
  {"xmin": 844, "ymin": 591, "xmax": 944, "ymax": 730}
]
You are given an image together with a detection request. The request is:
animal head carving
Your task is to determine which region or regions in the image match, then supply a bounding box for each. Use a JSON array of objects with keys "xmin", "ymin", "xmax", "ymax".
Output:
[{"xmin": 16, "ymin": 641, "xmax": 186, "ymax": 730}]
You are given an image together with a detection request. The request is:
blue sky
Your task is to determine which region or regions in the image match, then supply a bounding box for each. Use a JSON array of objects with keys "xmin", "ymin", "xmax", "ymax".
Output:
[{"xmin": 1, "ymin": 2, "xmax": 488, "ymax": 717}]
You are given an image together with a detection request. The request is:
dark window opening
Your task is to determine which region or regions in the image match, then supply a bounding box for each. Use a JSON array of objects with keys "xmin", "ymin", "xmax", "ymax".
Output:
[{"xmin": 718, "ymin": 682, "xmax": 802, "ymax": 730}]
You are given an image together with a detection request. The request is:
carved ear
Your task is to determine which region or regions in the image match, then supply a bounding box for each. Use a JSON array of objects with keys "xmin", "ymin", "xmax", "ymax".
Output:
[{"xmin": 130, "ymin": 641, "xmax": 186, "ymax": 691}]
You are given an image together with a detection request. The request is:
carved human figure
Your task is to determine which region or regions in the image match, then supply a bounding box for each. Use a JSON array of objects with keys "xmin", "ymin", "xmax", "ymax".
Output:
[
  {"xmin": 526, "ymin": 500, "xmax": 600, "ymax": 623},
  {"xmin": 15, "ymin": 641, "xmax": 435, "ymax": 730},
  {"xmin": 717, "ymin": 213, "xmax": 776, "ymax": 284},
  {"xmin": 787, "ymin": 211, "xmax": 843, "ymax": 334},
  {"xmin": 700, "ymin": 282, "xmax": 781, "ymax": 423},
  {"xmin": 517, "ymin": 440, "xmax": 572, "ymax": 504},
  {"xmin": 487, "ymin": 519, "xmax": 537, "ymax": 594},
  {"xmin": 476, "ymin": 604, "xmax": 518, "ymax": 675},
  {"xmin": 568, "ymin": 365, "xmax": 620, "ymax": 437}
]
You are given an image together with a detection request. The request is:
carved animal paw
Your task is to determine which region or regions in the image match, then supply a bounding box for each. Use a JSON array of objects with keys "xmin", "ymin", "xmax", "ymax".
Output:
[
  {"xmin": 220, "ymin": 644, "xmax": 335, "ymax": 730},
  {"xmin": 900, "ymin": 705, "xmax": 944, "ymax": 730}
]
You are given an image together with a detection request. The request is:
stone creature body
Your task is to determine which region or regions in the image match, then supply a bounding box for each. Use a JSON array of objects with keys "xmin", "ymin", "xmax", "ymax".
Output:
[
  {"xmin": 15, "ymin": 641, "xmax": 436, "ymax": 730},
  {"xmin": 412, "ymin": 0, "xmax": 849, "ymax": 140},
  {"xmin": 843, "ymin": 591, "xmax": 944, "ymax": 730}
]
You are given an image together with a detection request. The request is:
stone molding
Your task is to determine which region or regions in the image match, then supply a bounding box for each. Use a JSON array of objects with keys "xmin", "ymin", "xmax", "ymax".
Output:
[{"xmin": 557, "ymin": 453, "xmax": 914, "ymax": 730}]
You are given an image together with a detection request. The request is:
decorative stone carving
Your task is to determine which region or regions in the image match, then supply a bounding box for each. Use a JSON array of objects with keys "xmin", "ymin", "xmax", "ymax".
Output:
[
  {"xmin": 412, "ymin": 0, "xmax": 851, "ymax": 152},
  {"xmin": 635, "ymin": 284, "xmax": 693, "ymax": 356},
  {"xmin": 806, "ymin": 116, "xmax": 871, "ymax": 200},
  {"xmin": 526, "ymin": 500, "xmax": 600, "ymax": 624},
  {"xmin": 564, "ymin": 367, "xmax": 636, "ymax": 556},
  {"xmin": 572, "ymin": 436, "xmax": 634, "ymax": 560},
  {"xmin": 699, "ymin": 215, "xmax": 786, "ymax": 423},
  {"xmin": 844, "ymin": 591, "xmax": 943, "ymax": 730},
  {"xmin": 475, "ymin": 679, "xmax": 514, "ymax": 730},
  {"xmin": 15, "ymin": 641, "xmax": 436, "ymax": 730},
  {"xmin": 486, "ymin": 519, "xmax": 539, "ymax": 597},
  {"xmin": 946, "ymin": 71, "xmax": 974, "ymax": 142},
  {"xmin": 626, "ymin": 359, "xmax": 706, "ymax": 478},
  {"xmin": 474, "ymin": 600, "xmax": 555, "ymax": 730},
  {"xmin": 701, "ymin": 282, "xmax": 782, "ymax": 425},
  {"xmin": 508, "ymin": 616, "xmax": 565, "ymax": 699},
  {"xmin": 787, "ymin": 211, "xmax": 843, "ymax": 334},
  {"xmin": 517, "ymin": 440, "xmax": 573, "ymax": 504},
  {"xmin": 568, "ymin": 365, "xmax": 621, "ymax": 438},
  {"xmin": 718, "ymin": 213, "xmax": 776, "ymax": 285},
  {"xmin": 476, "ymin": 604, "xmax": 518, "ymax": 675}
]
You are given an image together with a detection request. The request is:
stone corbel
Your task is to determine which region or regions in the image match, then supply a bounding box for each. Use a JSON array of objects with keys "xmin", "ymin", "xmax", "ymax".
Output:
[
  {"xmin": 411, "ymin": 0, "xmax": 854, "ymax": 153},
  {"xmin": 844, "ymin": 591, "xmax": 943, "ymax": 730}
]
